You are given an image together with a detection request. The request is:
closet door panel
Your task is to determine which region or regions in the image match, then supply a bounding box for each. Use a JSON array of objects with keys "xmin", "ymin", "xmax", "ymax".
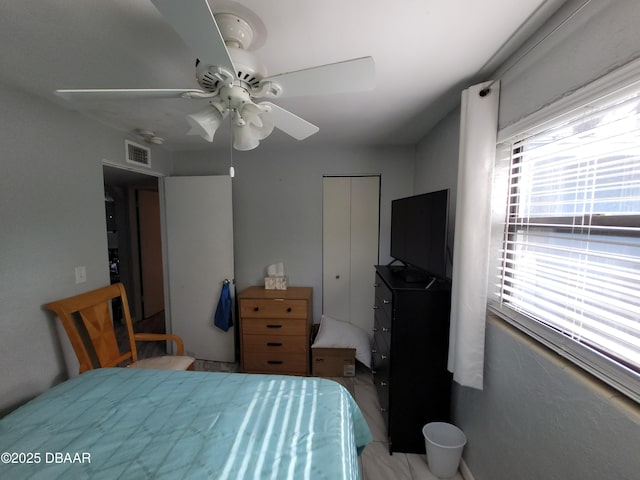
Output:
[
  {"xmin": 322, "ymin": 176, "xmax": 379, "ymax": 336},
  {"xmin": 349, "ymin": 176, "xmax": 379, "ymax": 334},
  {"xmin": 322, "ymin": 176, "xmax": 350, "ymax": 322}
]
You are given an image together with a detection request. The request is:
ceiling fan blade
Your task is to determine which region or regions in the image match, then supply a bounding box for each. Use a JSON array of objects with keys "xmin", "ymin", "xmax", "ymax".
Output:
[
  {"xmin": 55, "ymin": 89, "xmax": 206, "ymax": 101},
  {"xmin": 150, "ymin": 0, "xmax": 235, "ymax": 75},
  {"xmin": 263, "ymin": 56, "xmax": 375, "ymax": 98},
  {"xmin": 260, "ymin": 102, "xmax": 319, "ymax": 140}
]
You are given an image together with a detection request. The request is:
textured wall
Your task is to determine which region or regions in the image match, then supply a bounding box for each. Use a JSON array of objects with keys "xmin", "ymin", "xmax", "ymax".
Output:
[
  {"xmin": 0, "ymin": 81, "xmax": 172, "ymax": 415},
  {"xmin": 414, "ymin": 108, "xmax": 461, "ymax": 279},
  {"xmin": 454, "ymin": 318, "xmax": 640, "ymax": 480},
  {"xmin": 414, "ymin": 1, "xmax": 640, "ymax": 478},
  {"xmin": 172, "ymin": 144, "xmax": 415, "ymax": 323}
]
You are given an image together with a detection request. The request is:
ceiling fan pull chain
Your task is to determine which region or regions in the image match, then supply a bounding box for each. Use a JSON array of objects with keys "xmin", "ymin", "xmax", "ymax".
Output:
[{"xmin": 229, "ymin": 129, "xmax": 235, "ymax": 178}]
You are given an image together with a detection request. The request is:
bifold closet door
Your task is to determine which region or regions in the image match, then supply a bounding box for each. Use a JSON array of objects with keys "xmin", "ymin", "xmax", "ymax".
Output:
[{"xmin": 323, "ymin": 176, "xmax": 379, "ymax": 335}]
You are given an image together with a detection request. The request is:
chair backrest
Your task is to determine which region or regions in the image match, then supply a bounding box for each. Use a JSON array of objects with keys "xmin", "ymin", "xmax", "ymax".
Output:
[{"xmin": 45, "ymin": 283, "xmax": 139, "ymax": 373}]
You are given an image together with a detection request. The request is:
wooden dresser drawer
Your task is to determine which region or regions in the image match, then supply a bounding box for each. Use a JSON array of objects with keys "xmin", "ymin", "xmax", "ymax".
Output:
[
  {"xmin": 243, "ymin": 333, "xmax": 308, "ymax": 353},
  {"xmin": 240, "ymin": 299, "xmax": 308, "ymax": 319},
  {"xmin": 242, "ymin": 318, "xmax": 307, "ymax": 336},
  {"xmin": 243, "ymin": 352, "xmax": 307, "ymax": 374},
  {"xmin": 238, "ymin": 286, "xmax": 313, "ymax": 376}
]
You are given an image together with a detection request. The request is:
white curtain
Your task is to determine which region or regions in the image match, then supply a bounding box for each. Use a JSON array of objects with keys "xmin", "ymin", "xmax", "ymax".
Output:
[{"xmin": 448, "ymin": 80, "xmax": 500, "ymax": 390}]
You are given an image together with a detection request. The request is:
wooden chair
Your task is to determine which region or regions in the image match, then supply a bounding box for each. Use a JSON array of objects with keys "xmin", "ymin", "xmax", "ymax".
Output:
[{"xmin": 45, "ymin": 282, "xmax": 195, "ymax": 373}]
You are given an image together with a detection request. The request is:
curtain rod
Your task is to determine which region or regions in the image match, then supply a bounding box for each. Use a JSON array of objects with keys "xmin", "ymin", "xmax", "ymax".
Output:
[{"xmin": 480, "ymin": 0, "xmax": 594, "ymax": 97}]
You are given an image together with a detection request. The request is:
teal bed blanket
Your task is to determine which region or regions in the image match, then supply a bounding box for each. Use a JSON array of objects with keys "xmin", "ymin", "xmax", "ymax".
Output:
[{"xmin": 0, "ymin": 368, "xmax": 372, "ymax": 479}]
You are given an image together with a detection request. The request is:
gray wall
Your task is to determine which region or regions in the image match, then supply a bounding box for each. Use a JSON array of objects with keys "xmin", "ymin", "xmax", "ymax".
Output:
[
  {"xmin": 0, "ymin": 78, "xmax": 413, "ymax": 414},
  {"xmin": 414, "ymin": 108, "xmax": 460, "ymax": 278},
  {"xmin": 458, "ymin": 318, "xmax": 640, "ymax": 480},
  {"xmin": 172, "ymin": 144, "xmax": 415, "ymax": 323},
  {"xmin": 3, "ymin": 5, "xmax": 638, "ymax": 476},
  {"xmin": 0, "ymin": 82, "xmax": 172, "ymax": 415},
  {"xmin": 414, "ymin": 0, "xmax": 640, "ymax": 479}
]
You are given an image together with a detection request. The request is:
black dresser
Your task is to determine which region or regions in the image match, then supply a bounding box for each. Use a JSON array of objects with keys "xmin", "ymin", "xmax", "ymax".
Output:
[{"xmin": 372, "ymin": 265, "xmax": 452, "ymax": 454}]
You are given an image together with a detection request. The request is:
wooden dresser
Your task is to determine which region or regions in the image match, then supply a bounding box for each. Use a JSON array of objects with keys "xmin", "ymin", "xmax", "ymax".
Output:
[{"xmin": 238, "ymin": 286, "xmax": 313, "ymax": 375}]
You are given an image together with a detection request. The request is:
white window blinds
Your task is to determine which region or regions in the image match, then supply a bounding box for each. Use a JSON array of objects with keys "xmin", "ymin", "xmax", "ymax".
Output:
[{"xmin": 493, "ymin": 84, "xmax": 640, "ymax": 401}]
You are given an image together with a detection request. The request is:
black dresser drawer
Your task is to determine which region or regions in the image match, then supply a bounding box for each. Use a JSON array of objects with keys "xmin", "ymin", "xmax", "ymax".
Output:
[
  {"xmin": 373, "ymin": 266, "xmax": 452, "ymax": 454},
  {"xmin": 372, "ymin": 334, "xmax": 390, "ymax": 425},
  {"xmin": 373, "ymin": 310, "xmax": 391, "ymax": 349},
  {"xmin": 374, "ymin": 280, "xmax": 393, "ymax": 320}
]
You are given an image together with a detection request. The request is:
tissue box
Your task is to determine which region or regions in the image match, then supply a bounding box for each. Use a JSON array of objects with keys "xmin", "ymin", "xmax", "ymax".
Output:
[{"xmin": 265, "ymin": 276, "xmax": 288, "ymax": 290}]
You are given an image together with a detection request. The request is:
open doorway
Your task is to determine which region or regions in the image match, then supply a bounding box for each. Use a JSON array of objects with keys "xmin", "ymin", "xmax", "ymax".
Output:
[{"xmin": 103, "ymin": 164, "xmax": 166, "ymax": 355}]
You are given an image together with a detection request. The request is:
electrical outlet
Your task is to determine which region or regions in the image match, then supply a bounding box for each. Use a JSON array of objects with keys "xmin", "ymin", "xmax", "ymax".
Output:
[{"xmin": 75, "ymin": 266, "xmax": 87, "ymax": 284}]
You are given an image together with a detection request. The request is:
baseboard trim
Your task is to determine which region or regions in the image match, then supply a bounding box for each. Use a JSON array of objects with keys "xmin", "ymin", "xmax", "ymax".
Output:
[{"xmin": 460, "ymin": 458, "xmax": 475, "ymax": 480}]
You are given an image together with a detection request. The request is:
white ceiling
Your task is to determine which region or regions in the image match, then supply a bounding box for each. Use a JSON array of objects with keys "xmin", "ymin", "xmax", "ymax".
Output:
[{"xmin": 0, "ymin": 0, "xmax": 565, "ymax": 152}]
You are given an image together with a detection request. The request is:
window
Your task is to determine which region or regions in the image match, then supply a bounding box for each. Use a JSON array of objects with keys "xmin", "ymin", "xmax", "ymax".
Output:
[{"xmin": 491, "ymin": 70, "xmax": 640, "ymax": 402}]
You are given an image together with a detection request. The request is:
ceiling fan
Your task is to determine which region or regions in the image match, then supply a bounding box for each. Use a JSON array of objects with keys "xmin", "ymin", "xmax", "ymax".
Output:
[{"xmin": 56, "ymin": 0, "xmax": 375, "ymax": 150}]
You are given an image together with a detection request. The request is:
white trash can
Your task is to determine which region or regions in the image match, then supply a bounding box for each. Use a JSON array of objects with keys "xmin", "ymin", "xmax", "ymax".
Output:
[{"xmin": 422, "ymin": 422, "xmax": 467, "ymax": 478}]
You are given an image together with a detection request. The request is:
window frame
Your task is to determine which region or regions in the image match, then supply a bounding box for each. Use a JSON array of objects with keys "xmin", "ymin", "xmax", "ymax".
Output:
[{"xmin": 490, "ymin": 58, "xmax": 640, "ymax": 403}]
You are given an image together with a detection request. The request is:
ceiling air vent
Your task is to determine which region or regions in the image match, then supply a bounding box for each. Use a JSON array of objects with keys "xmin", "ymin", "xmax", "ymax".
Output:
[{"xmin": 125, "ymin": 140, "xmax": 151, "ymax": 168}]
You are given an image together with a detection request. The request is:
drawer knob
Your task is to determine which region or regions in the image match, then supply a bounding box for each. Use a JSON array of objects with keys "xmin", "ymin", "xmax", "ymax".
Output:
[
  {"xmin": 381, "ymin": 354, "xmax": 388, "ymax": 360},
  {"xmin": 267, "ymin": 342, "xmax": 283, "ymax": 347},
  {"xmin": 373, "ymin": 305, "xmax": 379, "ymax": 310},
  {"xmin": 372, "ymin": 327, "xmax": 378, "ymax": 332},
  {"xmin": 371, "ymin": 348, "xmax": 377, "ymax": 354},
  {"xmin": 267, "ymin": 360, "xmax": 283, "ymax": 365},
  {"xmin": 253, "ymin": 307, "xmax": 259, "ymax": 312},
  {"xmin": 383, "ymin": 299, "xmax": 390, "ymax": 304},
  {"xmin": 380, "ymin": 407, "xmax": 387, "ymax": 413},
  {"xmin": 266, "ymin": 324, "xmax": 282, "ymax": 329},
  {"xmin": 286, "ymin": 307, "xmax": 292, "ymax": 313},
  {"xmin": 380, "ymin": 381, "xmax": 388, "ymax": 387},
  {"xmin": 382, "ymin": 327, "xmax": 390, "ymax": 333}
]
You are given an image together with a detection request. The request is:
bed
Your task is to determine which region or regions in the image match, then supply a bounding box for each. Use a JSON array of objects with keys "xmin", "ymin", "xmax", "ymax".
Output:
[{"xmin": 0, "ymin": 368, "xmax": 372, "ymax": 479}]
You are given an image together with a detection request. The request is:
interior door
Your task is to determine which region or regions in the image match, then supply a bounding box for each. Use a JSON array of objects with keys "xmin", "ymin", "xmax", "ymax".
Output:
[
  {"xmin": 137, "ymin": 189, "xmax": 164, "ymax": 318},
  {"xmin": 162, "ymin": 175, "xmax": 235, "ymax": 362},
  {"xmin": 323, "ymin": 176, "xmax": 380, "ymax": 335}
]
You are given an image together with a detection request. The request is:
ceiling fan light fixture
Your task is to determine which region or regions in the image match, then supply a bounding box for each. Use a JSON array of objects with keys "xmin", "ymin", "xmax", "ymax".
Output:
[
  {"xmin": 186, "ymin": 107, "xmax": 224, "ymax": 142},
  {"xmin": 232, "ymin": 124, "xmax": 260, "ymax": 151},
  {"xmin": 255, "ymin": 113, "xmax": 275, "ymax": 140},
  {"xmin": 55, "ymin": 2, "xmax": 372, "ymax": 149},
  {"xmin": 241, "ymin": 103, "xmax": 266, "ymax": 128},
  {"xmin": 232, "ymin": 111, "xmax": 275, "ymax": 151},
  {"xmin": 230, "ymin": 109, "xmax": 246, "ymax": 127}
]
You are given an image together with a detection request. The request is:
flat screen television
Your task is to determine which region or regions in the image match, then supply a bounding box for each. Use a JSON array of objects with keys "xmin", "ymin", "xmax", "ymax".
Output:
[{"xmin": 390, "ymin": 189, "xmax": 449, "ymax": 280}]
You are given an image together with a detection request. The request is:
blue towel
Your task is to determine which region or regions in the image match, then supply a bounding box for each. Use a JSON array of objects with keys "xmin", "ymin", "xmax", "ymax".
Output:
[{"xmin": 214, "ymin": 282, "xmax": 232, "ymax": 332}]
